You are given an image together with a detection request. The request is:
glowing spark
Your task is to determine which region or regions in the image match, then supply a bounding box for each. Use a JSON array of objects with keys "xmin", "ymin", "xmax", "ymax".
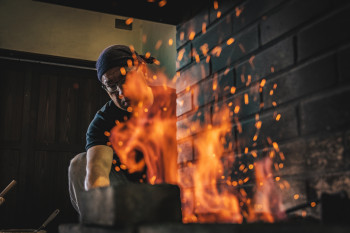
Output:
[
  {"xmin": 189, "ymin": 31, "xmax": 195, "ymax": 40},
  {"xmin": 269, "ymin": 90, "xmax": 274, "ymax": 95},
  {"xmin": 125, "ymin": 18, "xmax": 133, "ymax": 25},
  {"xmin": 235, "ymin": 6, "xmax": 244, "ymax": 17},
  {"xmin": 244, "ymin": 147, "xmax": 249, "ymax": 154},
  {"xmin": 272, "ymin": 101, "xmax": 277, "ymax": 107},
  {"xmin": 244, "ymin": 93, "xmax": 249, "ymax": 105},
  {"xmin": 311, "ymin": 202, "xmax": 316, "ymax": 207},
  {"xmin": 168, "ymin": 39, "xmax": 173, "ymax": 46},
  {"xmin": 217, "ymin": 11, "xmax": 222, "ymax": 18},
  {"xmin": 127, "ymin": 59, "xmax": 133, "ymax": 67},
  {"xmin": 234, "ymin": 106, "xmax": 240, "ymax": 114},
  {"xmin": 127, "ymin": 107, "xmax": 133, "ymax": 112},
  {"xmin": 180, "ymin": 32, "xmax": 184, "ymax": 41},
  {"xmin": 129, "ymin": 45, "xmax": 135, "ymax": 53},
  {"xmin": 118, "ymin": 141, "xmax": 123, "ymax": 146},
  {"xmin": 158, "ymin": 0, "xmax": 167, "ymax": 7},
  {"xmin": 276, "ymin": 114, "xmax": 281, "ymax": 121},
  {"xmin": 238, "ymin": 43, "xmax": 246, "ymax": 53},
  {"xmin": 213, "ymin": 1, "xmax": 218, "ymax": 9},
  {"xmin": 255, "ymin": 121, "xmax": 262, "ymax": 129},
  {"xmin": 230, "ymin": 86, "xmax": 236, "ymax": 94},
  {"xmin": 293, "ymin": 194, "xmax": 300, "ymax": 200},
  {"xmin": 120, "ymin": 67, "xmax": 126, "ymax": 76},
  {"xmin": 104, "ymin": 131, "xmax": 111, "ymax": 137},
  {"xmin": 246, "ymin": 75, "xmax": 251, "ymax": 86},
  {"xmin": 163, "ymin": 107, "xmax": 168, "ymax": 111},
  {"xmin": 153, "ymin": 59, "xmax": 160, "ymax": 65},
  {"xmin": 253, "ymin": 134, "xmax": 258, "ymax": 141},
  {"xmin": 177, "ymin": 48, "xmax": 185, "ymax": 61},
  {"xmin": 272, "ymin": 142, "xmax": 279, "ymax": 152},
  {"xmin": 279, "ymin": 152, "xmax": 285, "ymax": 161},
  {"xmin": 155, "ymin": 40, "xmax": 162, "ymax": 50},
  {"xmin": 249, "ymin": 55, "xmax": 255, "ymax": 69},
  {"xmin": 206, "ymin": 55, "xmax": 211, "ymax": 63},
  {"xmin": 271, "ymin": 66, "xmax": 275, "ymax": 73},
  {"xmin": 202, "ymin": 23, "xmax": 207, "ymax": 33},
  {"xmin": 120, "ymin": 164, "xmax": 127, "ymax": 170},
  {"xmin": 239, "ymin": 164, "xmax": 245, "ymax": 171},
  {"xmin": 115, "ymin": 166, "xmax": 120, "ymax": 172},
  {"xmin": 195, "ymin": 55, "xmax": 200, "ymax": 63},
  {"xmin": 112, "ymin": 160, "xmax": 117, "ymax": 165},
  {"xmin": 145, "ymin": 52, "xmax": 151, "ymax": 59},
  {"xmin": 248, "ymin": 164, "xmax": 254, "ymax": 169},
  {"xmin": 106, "ymin": 142, "xmax": 111, "ymax": 146},
  {"xmin": 260, "ymin": 79, "xmax": 266, "ymax": 87},
  {"xmin": 227, "ymin": 38, "xmax": 235, "ymax": 45},
  {"xmin": 273, "ymin": 83, "xmax": 277, "ymax": 89},
  {"xmin": 275, "ymin": 177, "xmax": 280, "ymax": 181},
  {"xmin": 211, "ymin": 46, "xmax": 222, "ymax": 57},
  {"xmin": 142, "ymin": 34, "xmax": 147, "ymax": 44},
  {"xmin": 212, "ymin": 80, "xmax": 217, "ymax": 91},
  {"xmin": 279, "ymin": 163, "xmax": 284, "ymax": 168}
]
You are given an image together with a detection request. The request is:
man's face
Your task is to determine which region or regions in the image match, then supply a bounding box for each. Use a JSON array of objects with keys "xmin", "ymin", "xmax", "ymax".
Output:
[{"xmin": 101, "ymin": 66, "xmax": 130, "ymax": 110}]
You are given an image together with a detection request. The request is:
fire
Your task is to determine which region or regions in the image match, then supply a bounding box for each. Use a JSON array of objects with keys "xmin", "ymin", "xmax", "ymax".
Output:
[
  {"xmin": 125, "ymin": 18, "xmax": 133, "ymax": 25},
  {"xmin": 106, "ymin": 50, "xmax": 287, "ymax": 224}
]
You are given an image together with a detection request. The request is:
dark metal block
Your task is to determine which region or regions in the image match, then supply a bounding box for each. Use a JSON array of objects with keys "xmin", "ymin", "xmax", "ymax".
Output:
[{"xmin": 80, "ymin": 184, "xmax": 182, "ymax": 226}]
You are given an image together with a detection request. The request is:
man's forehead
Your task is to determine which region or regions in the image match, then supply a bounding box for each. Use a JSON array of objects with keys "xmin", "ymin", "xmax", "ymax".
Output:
[{"xmin": 102, "ymin": 67, "xmax": 123, "ymax": 82}]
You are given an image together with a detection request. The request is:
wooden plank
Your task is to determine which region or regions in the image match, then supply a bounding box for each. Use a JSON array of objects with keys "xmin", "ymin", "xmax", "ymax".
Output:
[
  {"xmin": 0, "ymin": 61, "xmax": 24, "ymax": 142},
  {"xmin": 0, "ymin": 149, "xmax": 20, "ymax": 228}
]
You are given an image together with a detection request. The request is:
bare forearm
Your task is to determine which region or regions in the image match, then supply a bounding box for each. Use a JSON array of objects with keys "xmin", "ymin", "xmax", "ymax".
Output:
[{"xmin": 85, "ymin": 145, "xmax": 113, "ymax": 190}]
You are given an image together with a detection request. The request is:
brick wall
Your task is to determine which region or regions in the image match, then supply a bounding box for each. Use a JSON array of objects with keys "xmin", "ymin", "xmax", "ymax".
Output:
[{"xmin": 175, "ymin": 0, "xmax": 350, "ymax": 221}]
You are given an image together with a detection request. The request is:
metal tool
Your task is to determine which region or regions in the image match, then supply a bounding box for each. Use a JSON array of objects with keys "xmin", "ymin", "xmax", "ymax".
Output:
[
  {"xmin": 0, "ymin": 180, "xmax": 16, "ymax": 206},
  {"xmin": 34, "ymin": 209, "xmax": 60, "ymax": 232}
]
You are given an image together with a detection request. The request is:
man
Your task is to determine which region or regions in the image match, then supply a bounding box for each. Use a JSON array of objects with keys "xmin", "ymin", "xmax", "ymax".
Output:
[{"xmin": 68, "ymin": 45, "xmax": 155, "ymax": 214}]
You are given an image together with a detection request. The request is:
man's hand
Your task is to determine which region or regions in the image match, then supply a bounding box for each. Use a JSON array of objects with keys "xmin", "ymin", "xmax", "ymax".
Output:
[{"xmin": 85, "ymin": 145, "xmax": 113, "ymax": 190}]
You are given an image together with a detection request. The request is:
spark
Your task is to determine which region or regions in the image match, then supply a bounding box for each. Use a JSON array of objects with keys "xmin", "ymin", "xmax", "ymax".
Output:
[
  {"xmin": 202, "ymin": 23, "xmax": 207, "ymax": 33},
  {"xmin": 255, "ymin": 121, "xmax": 262, "ymax": 129},
  {"xmin": 248, "ymin": 164, "xmax": 254, "ymax": 169},
  {"xmin": 234, "ymin": 106, "xmax": 240, "ymax": 114},
  {"xmin": 251, "ymin": 151, "xmax": 257, "ymax": 158},
  {"xmin": 311, "ymin": 202, "xmax": 316, "ymax": 207},
  {"xmin": 275, "ymin": 177, "xmax": 280, "ymax": 181},
  {"xmin": 269, "ymin": 90, "xmax": 274, "ymax": 95},
  {"xmin": 217, "ymin": 11, "xmax": 222, "ymax": 18},
  {"xmin": 180, "ymin": 32, "xmax": 184, "ymax": 41},
  {"xmin": 293, "ymin": 194, "xmax": 300, "ymax": 200},
  {"xmin": 158, "ymin": 0, "xmax": 167, "ymax": 7},
  {"xmin": 127, "ymin": 107, "xmax": 133, "ymax": 112},
  {"xmin": 228, "ymin": 102, "xmax": 233, "ymax": 107},
  {"xmin": 120, "ymin": 164, "xmax": 127, "ymax": 170},
  {"xmin": 142, "ymin": 34, "xmax": 147, "ymax": 44},
  {"xmin": 115, "ymin": 166, "xmax": 120, "ymax": 172},
  {"xmin": 230, "ymin": 86, "xmax": 236, "ymax": 94},
  {"xmin": 213, "ymin": 1, "xmax": 218, "ymax": 9},
  {"xmin": 127, "ymin": 59, "xmax": 133, "ymax": 67},
  {"xmin": 227, "ymin": 38, "xmax": 235, "ymax": 45},
  {"xmin": 260, "ymin": 79, "xmax": 266, "ymax": 87},
  {"xmin": 273, "ymin": 83, "xmax": 278, "ymax": 89},
  {"xmin": 249, "ymin": 55, "xmax": 255, "ymax": 69},
  {"xmin": 118, "ymin": 141, "xmax": 123, "ymax": 146},
  {"xmin": 235, "ymin": 6, "xmax": 244, "ymax": 17},
  {"xmin": 189, "ymin": 31, "xmax": 195, "ymax": 40},
  {"xmin": 145, "ymin": 52, "xmax": 151, "ymax": 59},
  {"xmin": 244, "ymin": 147, "xmax": 249, "ymax": 154},
  {"xmin": 155, "ymin": 40, "xmax": 162, "ymax": 50},
  {"xmin": 211, "ymin": 46, "xmax": 222, "ymax": 57},
  {"xmin": 206, "ymin": 55, "xmax": 211, "ymax": 63},
  {"xmin": 276, "ymin": 114, "xmax": 281, "ymax": 121},
  {"xmin": 271, "ymin": 66, "xmax": 275, "ymax": 73},
  {"xmin": 150, "ymin": 176, "xmax": 157, "ymax": 184},
  {"xmin": 125, "ymin": 18, "xmax": 133, "ymax": 25},
  {"xmin": 272, "ymin": 142, "xmax": 279, "ymax": 152},
  {"xmin": 104, "ymin": 131, "xmax": 111, "ymax": 137},
  {"xmin": 177, "ymin": 48, "xmax": 185, "ymax": 61},
  {"xmin": 112, "ymin": 160, "xmax": 117, "ymax": 165},
  {"xmin": 168, "ymin": 39, "xmax": 173, "ymax": 46},
  {"xmin": 120, "ymin": 67, "xmax": 126, "ymax": 76},
  {"xmin": 244, "ymin": 93, "xmax": 249, "ymax": 104},
  {"xmin": 279, "ymin": 163, "xmax": 284, "ymax": 168},
  {"xmin": 272, "ymin": 101, "xmax": 277, "ymax": 107}
]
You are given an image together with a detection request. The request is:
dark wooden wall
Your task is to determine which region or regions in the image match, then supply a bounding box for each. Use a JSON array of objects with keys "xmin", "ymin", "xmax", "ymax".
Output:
[{"xmin": 0, "ymin": 52, "xmax": 109, "ymax": 232}]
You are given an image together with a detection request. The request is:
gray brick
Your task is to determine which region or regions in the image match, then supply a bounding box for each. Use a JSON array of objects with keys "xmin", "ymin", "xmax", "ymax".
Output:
[
  {"xmin": 264, "ymin": 55, "xmax": 337, "ymax": 108},
  {"xmin": 338, "ymin": 46, "xmax": 350, "ymax": 83},
  {"xmin": 232, "ymin": 0, "xmax": 285, "ymax": 33},
  {"xmin": 300, "ymin": 88, "xmax": 350, "ymax": 135},
  {"xmin": 80, "ymin": 184, "xmax": 182, "ymax": 226},
  {"xmin": 177, "ymin": 139, "xmax": 194, "ymax": 164},
  {"xmin": 298, "ymin": 6, "xmax": 350, "ymax": 61},
  {"xmin": 176, "ymin": 9, "xmax": 209, "ymax": 49},
  {"xmin": 193, "ymin": 68, "xmax": 234, "ymax": 107},
  {"xmin": 215, "ymin": 83, "xmax": 260, "ymax": 120},
  {"xmin": 261, "ymin": 0, "xmax": 331, "ymax": 44},
  {"xmin": 193, "ymin": 78, "xmax": 213, "ymax": 107},
  {"xmin": 176, "ymin": 107, "xmax": 211, "ymax": 140},
  {"xmin": 176, "ymin": 43, "xmax": 192, "ymax": 70},
  {"xmin": 193, "ymin": 13, "xmax": 233, "ymax": 57},
  {"xmin": 211, "ymin": 26, "xmax": 259, "ymax": 73},
  {"xmin": 237, "ymin": 106, "xmax": 298, "ymax": 150},
  {"xmin": 236, "ymin": 37, "xmax": 294, "ymax": 89},
  {"xmin": 176, "ymin": 59, "xmax": 210, "ymax": 93},
  {"xmin": 304, "ymin": 132, "xmax": 345, "ymax": 173},
  {"xmin": 177, "ymin": 91, "xmax": 192, "ymax": 116}
]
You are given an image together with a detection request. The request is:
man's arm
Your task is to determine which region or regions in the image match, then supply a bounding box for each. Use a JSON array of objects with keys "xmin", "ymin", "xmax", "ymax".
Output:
[{"xmin": 85, "ymin": 145, "xmax": 113, "ymax": 190}]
